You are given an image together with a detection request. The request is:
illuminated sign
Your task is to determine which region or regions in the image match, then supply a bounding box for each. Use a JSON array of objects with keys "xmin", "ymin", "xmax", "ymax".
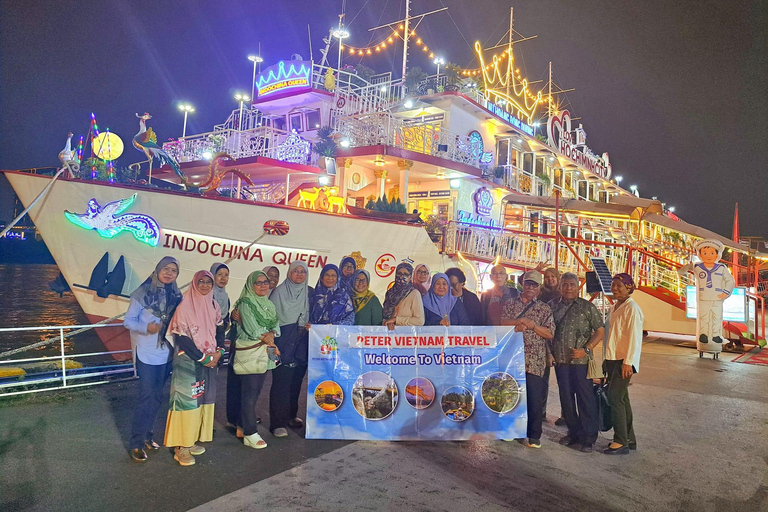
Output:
[
  {"xmin": 474, "ymin": 41, "xmax": 542, "ymax": 125},
  {"xmin": 430, "ymin": 190, "xmax": 451, "ymax": 198},
  {"xmin": 481, "ymin": 98, "xmax": 534, "ymax": 136},
  {"xmin": 256, "ymin": 61, "xmax": 312, "ymax": 99},
  {"xmin": 547, "ymin": 110, "xmax": 612, "ymax": 179},
  {"xmin": 468, "ymin": 131, "xmax": 493, "ymax": 164},
  {"xmin": 473, "ymin": 187, "xmax": 494, "ymax": 216},
  {"xmin": 64, "ymin": 194, "xmax": 160, "ymax": 247},
  {"xmin": 0, "ymin": 230, "xmax": 25, "ymax": 240},
  {"xmin": 457, "ymin": 210, "xmax": 497, "ymax": 228},
  {"xmin": 686, "ymin": 286, "xmax": 747, "ymax": 322}
]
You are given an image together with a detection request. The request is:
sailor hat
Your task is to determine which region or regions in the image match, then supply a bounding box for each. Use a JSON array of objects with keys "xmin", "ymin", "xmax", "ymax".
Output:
[{"xmin": 694, "ymin": 238, "xmax": 725, "ymax": 258}]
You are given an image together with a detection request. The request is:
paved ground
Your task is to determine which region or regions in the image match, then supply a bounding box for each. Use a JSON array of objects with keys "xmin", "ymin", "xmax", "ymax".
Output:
[{"xmin": 1, "ymin": 337, "xmax": 766, "ymax": 512}]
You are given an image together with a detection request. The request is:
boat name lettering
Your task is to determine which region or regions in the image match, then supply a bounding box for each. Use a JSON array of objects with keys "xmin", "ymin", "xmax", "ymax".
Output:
[
  {"xmin": 547, "ymin": 110, "xmax": 612, "ymax": 180},
  {"xmin": 162, "ymin": 232, "xmax": 326, "ymax": 268},
  {"xmin": 256, "ymin": 61, "xmax": 312, "ymax": 99},
  {"xmin": 482, "ymin": 98, "xmax": 535, "ymax": 136},
  {"xmin": 457, "ymin": 210, "xmax": 497, "ymax": 228}
]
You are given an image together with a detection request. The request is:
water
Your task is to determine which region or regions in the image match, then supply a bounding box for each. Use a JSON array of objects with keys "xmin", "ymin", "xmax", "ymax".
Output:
[{"xmin": 0, "ymin": 264, "xmax": 103, "ymax": 357}]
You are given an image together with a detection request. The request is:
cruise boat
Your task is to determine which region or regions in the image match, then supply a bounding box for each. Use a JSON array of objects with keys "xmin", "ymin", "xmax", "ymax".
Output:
[{"xmin": 3, "ymin": 8, "xmax": 764, "ymax": 355}]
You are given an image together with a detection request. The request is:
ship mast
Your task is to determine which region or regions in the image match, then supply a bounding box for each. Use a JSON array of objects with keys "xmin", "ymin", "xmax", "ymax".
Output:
[{"xmin": 402, "ymin": 0, "xmax": 410, "ymax": 81}]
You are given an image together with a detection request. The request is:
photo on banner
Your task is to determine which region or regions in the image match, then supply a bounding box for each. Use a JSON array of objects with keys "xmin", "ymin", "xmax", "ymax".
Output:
[{"xmin": 306, "ymin": 325, "xmax": 527, "ymax": 441}]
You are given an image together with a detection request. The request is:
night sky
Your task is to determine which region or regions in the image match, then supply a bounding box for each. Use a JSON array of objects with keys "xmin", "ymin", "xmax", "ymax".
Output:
[{"xmin": 1, "ymin": 0, "xmax": 766, "ymax": 238}]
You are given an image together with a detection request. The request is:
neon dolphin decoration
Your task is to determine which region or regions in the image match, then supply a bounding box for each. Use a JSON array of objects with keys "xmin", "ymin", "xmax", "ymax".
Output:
[{"xmin": 64, "ymin": 194, "xmax": 160, "ymax": 247}]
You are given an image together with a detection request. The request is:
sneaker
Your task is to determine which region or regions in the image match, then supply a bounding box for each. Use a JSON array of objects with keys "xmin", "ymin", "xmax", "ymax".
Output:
[
  {"xmin": 189, "ymin": 444, "xmax": 206, "ymax": 456},
  {"xmin": 273, "ymin": 428, "xmax": 289, "ymax": 438},
  {"xmin": 243, "ymin": 432, "xmax": 267, "ymax": 449},
  {"xmin": 558, "ymin": 435, "xmax": 578, "ymax": 446},
  {"xmin": 174, "ymin": 447, "xmax": 196, "ymax": 466},
  {"xmin": 144, "ymin": 440, "xmax": 160, "ymax": 451},
  {"xmin": 526, "ymin": 439, "xmax": 542, "ymax": 449},
  {"xmin": 554, "ymin": 417, "xmax": 566, "ymax": 426},
  {"xmin": 236, "ymin": 427, "xmax": 244, "ymax": 439},
  {"xmin": 288, "ymin": 417, "xmax": 304, "ymax": 428},
  {"xmin": 130, "ymin": 448, "xmax": 147, "ymax": 462}
]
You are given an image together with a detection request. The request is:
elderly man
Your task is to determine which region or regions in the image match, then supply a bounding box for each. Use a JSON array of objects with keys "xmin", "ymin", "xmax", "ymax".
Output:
[
  {"xmin": 501, "ymin": 271, "xmax": 555, "ymax": 449},
  {"xmin": 480, "ymin": 265, "xmax": 519, "ymax": 325},
  {"xmin": 603, "ymin": 273, "xmax": 644, "ymax": 455},
  {"xmin": 548, "ymin": 272, "xmax": 604, "ymax": 452}
]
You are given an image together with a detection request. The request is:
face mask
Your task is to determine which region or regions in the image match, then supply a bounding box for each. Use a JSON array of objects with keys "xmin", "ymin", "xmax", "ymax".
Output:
[{"xmin": 396, "ymin": 274, "xmax": 410, "ymax": 286}]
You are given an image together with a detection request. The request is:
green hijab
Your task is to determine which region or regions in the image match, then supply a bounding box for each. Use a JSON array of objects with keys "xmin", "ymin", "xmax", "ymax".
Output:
[{"xmin": 234, "ymin": 271, "xmax": 279, "ymax": 339}]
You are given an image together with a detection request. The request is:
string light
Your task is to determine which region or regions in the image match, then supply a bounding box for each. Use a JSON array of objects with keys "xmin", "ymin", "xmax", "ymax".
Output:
[{"xmin": 106, "ymin": 128, "xmax": 115, "ymax": 183}]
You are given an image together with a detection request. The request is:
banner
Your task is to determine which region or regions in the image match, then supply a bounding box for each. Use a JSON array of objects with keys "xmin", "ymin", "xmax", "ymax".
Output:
[{"xmin": 306, "ymin": 325, "xmax": 527, "ymax": 441}]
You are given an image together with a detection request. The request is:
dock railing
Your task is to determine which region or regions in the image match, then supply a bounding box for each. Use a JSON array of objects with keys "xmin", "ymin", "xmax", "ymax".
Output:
[{"xmin": 0, "ymin": 323, "xmax": 134, "ymax": 397}]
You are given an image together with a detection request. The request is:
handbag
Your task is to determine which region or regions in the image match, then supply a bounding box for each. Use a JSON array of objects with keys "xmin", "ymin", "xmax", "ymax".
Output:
[
  {"xmin": 587, "ymin": 353, "xmax": 604, "ymax": 379},
  {"xmin": 595, "ymin": 380, "xmax": 613, "ymax": 432}
]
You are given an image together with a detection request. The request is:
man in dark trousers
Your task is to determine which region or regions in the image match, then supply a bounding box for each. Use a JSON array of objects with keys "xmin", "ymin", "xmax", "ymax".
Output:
[{"xmin": 548, "ymin": 272, "xmax": 604, "ymax": 452}]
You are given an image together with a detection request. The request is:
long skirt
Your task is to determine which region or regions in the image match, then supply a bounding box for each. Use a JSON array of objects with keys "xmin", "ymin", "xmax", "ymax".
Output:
[{"xmin": 164, "ymin": 349, "xmax": 217, "ymax": 447}]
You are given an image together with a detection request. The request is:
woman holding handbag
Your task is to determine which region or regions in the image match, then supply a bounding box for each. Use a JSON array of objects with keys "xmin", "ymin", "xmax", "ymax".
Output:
[
  {"xmin": 269, "ymin": 261, "xmax": 311, "ymax": 437},
  {"xmin": 232, "ymin": 270, "xmax": 281, "ymax": 449}
]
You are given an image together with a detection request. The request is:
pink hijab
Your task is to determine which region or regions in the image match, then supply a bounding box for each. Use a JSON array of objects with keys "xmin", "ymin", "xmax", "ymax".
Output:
[
  {"xmin": 413, "ymin": 264, "xmax": 432, "ymax": 296},
  {"xmin": 168, "ymin": 270, "xmax": 222, "ymax": 354}
]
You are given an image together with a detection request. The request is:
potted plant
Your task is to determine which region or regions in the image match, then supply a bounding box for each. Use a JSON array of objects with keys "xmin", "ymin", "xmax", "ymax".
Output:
[
  {"xmin": 312, "ymin": 126, "xmax": 338, "ymax": 174},
  {"xmin": 404, "ymin": 67, "xmax": 427, "ymax": 95},
  {"xmin": 443, "ymin": 64, "xmax": 461, "ymax": 92},
  {"xmin": 493, "ymin": 165, "xmax": 505, "ymax": 185}
]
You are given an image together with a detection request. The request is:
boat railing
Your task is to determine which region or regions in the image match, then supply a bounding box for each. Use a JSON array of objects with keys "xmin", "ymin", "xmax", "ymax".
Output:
[
  {"xmin": 0, "ymin": 323, "xmax": 135, "ymax": 397},
  {"xmin": 500, "ymin": 164, "xmax": 553, "ymax": 196},
  {"xmin": 444, "ymin": 221, "xmax": 695, "ymax": 297},
  {"xmin": 337, "ymin": 112, "xmax": 480, "ymax": 168}
]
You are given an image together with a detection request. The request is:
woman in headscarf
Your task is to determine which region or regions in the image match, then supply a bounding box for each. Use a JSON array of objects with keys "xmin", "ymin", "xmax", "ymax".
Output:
[
  {"xmin": 124, "ymin": 256, "xmax": 183, "ymax": 463},
  {"xmin": 210, "ymin": 262, "xmax": 231, "ymax": 322},
  {"xmin": 338, "ymin": 256, "xmax": 357, "ymax": 293},
  {"xmin": 232, "ymin": 270, "xmax": 281, "ymax": 449},
  {"xmin": 352, "ymin": 269, "xmax": 383, "ymax": 326},
  {"xmin": 382, "ymin": 262, "xmax": 424, "ymax": 330},
  {"xmin": 309, "ymin": 264, "xmax": 355, "ymax": 325},
  {"xmin": 263, "ymin": 265, "xmax": 280, "ymax": 290},
  {"xmin": 423, "ymin": 273, "xmax": 471, "ymax": 326},
  {"xmin": 413, "ymin": 264, "xmax": 432, "ymax": 295},
  {"xmin": 269, "ymin": 261, "xmax": 311, "ymax": 437},
  {"xmin": 164, "ymin": 270, "xmax": 226, "ymax": 467}
]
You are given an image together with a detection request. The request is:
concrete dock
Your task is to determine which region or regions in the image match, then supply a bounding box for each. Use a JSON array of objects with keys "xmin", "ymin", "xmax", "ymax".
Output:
[{"xmin": 1, "ymin": 337, "xmax": 766, "ymax": 512}]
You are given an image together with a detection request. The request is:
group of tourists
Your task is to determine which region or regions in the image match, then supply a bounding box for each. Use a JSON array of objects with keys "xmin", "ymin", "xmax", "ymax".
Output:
[{"xmin": 124, "ymin": 255, "xmax": 643, "ymax": 466}]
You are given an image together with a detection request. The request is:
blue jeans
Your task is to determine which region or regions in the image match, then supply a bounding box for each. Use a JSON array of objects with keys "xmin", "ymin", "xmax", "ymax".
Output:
[{"xmin": 129, "ymin": 356, "xmax": 171, "ymax": 450}]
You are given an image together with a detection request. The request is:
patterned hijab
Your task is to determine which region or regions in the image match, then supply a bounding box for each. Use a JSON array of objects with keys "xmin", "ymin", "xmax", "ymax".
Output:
[
  {"xmin": 413, "ymin": 264, "xmax": 431, "ymax": 295},
  {"xmin": 310, "ymin": 264, "xmax": 354, "ymax": 324},
  {"xmin": 382, "ymin": 262, "xmax": 414, "ymax": 320},
  {"xmin": 351, "ymin": 269, "xmax": 376, "ymax": 313},
  {"xmin": 263, "ymin": 265, "xmax": 280, "ymax": 289},
  {"xmin": 235, "ymin": 270, "xmax": 279, "ymax": 340},
  {"xmin": 338, "ymin": 256, "xmax": 357, "ymax": 293},
  {"xmin": 130, "ymin": 256, "xmax": 182, "ymax": 347},
  {"xmin": 422, "ymin": 273, "xmax": 458, "ymax": 318},
  {"xmin": 270, "ymin": 260, "xmax": 310, "ymax": 326},
  {"xmin": 167, "ymin": 270, "xmax": 222, "ymax": 354},
  {"xmin": 209, "ymin": 262, "xmax": 230, "ymax": 315}
]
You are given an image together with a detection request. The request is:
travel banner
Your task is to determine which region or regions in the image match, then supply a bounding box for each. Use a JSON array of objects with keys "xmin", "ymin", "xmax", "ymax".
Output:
[{"xmin": 306, "ymin": 325, "xmax": 527, "ymax": 441}]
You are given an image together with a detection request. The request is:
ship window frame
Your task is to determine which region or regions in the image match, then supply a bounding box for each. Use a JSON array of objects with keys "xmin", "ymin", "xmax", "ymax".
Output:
[
  {"xmin": 305, "ymin": 109, "xmax": 322, "ymax": 131},
  {"xmin": 289, "ymin": 112, "xmax": 303, "ymax": 133}
]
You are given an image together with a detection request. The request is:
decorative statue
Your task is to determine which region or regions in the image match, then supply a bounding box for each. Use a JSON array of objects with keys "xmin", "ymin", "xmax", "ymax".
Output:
[
  {"xmin": 677, "ymin": 239, "xmax": 735, "ymax": 355},
  {"xmin": 132, "ymin": 113, "xmax": 188, "ymax": 185},
  {"xmin": 58, "ymin": 132, "xmax": 80, "ymax": 177}
]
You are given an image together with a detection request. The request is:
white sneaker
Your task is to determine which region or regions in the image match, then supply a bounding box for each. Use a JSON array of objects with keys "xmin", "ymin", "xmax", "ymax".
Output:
[
  {"xmin": 243, "ymin": 432, "xmax": 267, "ymax": 449},
  {"xmin": 273, "ymin": 428, "xmax": 289, "ymax": 438},
  {"xmin": 174, "ymin": 447, "xmax": 196, "ymax": 466},
  {"xmin": 189, "ymin": 444, "xmax": 206, "ymax": 456}
]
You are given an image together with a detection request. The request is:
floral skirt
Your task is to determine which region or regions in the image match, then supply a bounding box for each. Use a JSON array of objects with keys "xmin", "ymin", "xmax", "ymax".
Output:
[{"xmin": 163, "ymin": 348, "xmax": 217, "ymax": 448}]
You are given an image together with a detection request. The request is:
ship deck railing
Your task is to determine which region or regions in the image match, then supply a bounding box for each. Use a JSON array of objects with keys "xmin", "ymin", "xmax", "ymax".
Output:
[
  {"xmin": 0, "ymin": 323, "xmax": 135, "ymax": 397},
  {"xmin": 337, "ymin": 111, "xmax": 483, "ymax": 169}
]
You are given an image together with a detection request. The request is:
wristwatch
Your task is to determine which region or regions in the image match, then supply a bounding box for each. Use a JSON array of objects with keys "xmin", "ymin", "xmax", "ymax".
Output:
[{"xmin": 584, "ymin": 347, "xmax": 592, "ymax": 357}]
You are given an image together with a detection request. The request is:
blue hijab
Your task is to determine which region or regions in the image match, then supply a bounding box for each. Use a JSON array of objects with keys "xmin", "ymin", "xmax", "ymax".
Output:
[
  {"xmin": 422, "ymin": 273, "xmax": 458, "ymax": 318},
  {"xmin": 310, "ymin": 264, "xmax": 355, "ymax": 325},
  {"xmin": 338, "ymin": 256, "xmax": 357, "ymax": 293}
]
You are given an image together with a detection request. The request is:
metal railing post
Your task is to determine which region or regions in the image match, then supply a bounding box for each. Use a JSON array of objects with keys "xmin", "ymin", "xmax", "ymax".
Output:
[{"xmin": 60, "ymin": 327, "xmax": 67, "ymax": 388}]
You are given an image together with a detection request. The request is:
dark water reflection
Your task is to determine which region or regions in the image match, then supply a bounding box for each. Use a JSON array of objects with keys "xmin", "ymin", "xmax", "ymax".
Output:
[{"xmin": 0, "ymin": 264, "xmax": 104, "ymax": 357}]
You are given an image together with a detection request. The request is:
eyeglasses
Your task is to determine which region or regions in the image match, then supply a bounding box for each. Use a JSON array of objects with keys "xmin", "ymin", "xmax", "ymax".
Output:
[
  {"xmin": 523, "ymin": 281, "xmax": 540, "ymax": 287},
  {"xmin": 396, "ymin": 272, "xmax": 411, "ymax": 278},
  {"xmin": 197, "ymin": 279, "xmax": 213, "ymax": 286},
  {"xmin": 354, "ymin": 278, "xmax": 368, "ymax": 284},
  {"xmin": 416, "ymin": 270, "xmax": 429, "ymax": 275},
  {"xmin": 254, "ymin": 280, "xmax": 270, "ymax": 286}
]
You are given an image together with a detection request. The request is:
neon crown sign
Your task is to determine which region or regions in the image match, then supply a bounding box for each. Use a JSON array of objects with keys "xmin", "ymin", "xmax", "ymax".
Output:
[
  {"xmin": 474, "ymin": 41, "xmax": 542, "ymax": 125},
  {"xmin": 256, "ymin": 61, "xmax": 312, "ymax": 99}
]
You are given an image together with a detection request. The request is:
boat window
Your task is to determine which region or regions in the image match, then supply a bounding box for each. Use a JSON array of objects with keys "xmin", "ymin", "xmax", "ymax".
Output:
[
  {"xmin": 271, "ymin": 116, "xmax": 287, "ymax": 132},
  {"xmin": 289, "ymin": 113, "xmax": 303, "ymax": 132},
  {"xmin": 578, "ymin": 180, "xmax": 587, "ymax": 199},
  {"xmin": 497, "ymin": 139, "xmax": 509, "ymax": 166},
  {"xmin": 306, "ymin": 109, "xmax": 321, "ymax": 130},
  {"xmin": 522, "ymin": 153, "xmax": 533, "ymax": 173}
]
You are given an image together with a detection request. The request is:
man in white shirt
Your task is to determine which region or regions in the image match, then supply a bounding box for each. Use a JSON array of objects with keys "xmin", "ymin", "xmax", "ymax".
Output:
[{"xmin": 603, "ymin": 273, "xmax": 644, "ymax": 455}]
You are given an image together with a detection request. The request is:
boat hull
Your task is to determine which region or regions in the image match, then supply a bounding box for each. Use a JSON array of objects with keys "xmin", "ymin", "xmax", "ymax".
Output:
[{"xmin": 4, "ymin": 172, "xmax": 452, "ymax": 355}]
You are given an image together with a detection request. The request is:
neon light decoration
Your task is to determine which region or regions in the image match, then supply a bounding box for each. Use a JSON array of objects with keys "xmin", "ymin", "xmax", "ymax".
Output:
[
  {"xmin": 276, "ymin": 132, "xmax": 311, "ymax": 163},
  {"xmin": 64, "ymin": 194, "xmax": 161, "ymax": 247},
  {"xmin": 255, "ymin": 61, "xmax": 312, "ymax": 99},
  {"xmin": 547, "ymin": 110, "xmax": 612, "ymax": 179},
  {"xmin": 473, "ymin": 187, "xmax": 494, "ymax": 216},
  {"xmin": 468, "ymin": 131, "xmax": 493, "ymax": 164},
  {"xmin": 474, "ymin": 41, "xmax": 542, "ymax": 125}
]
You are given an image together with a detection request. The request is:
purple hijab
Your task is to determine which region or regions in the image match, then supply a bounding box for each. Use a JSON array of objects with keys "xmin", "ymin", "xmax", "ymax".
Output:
[{"xmin": 422, "ymin": 273, "xmax": 457, "ymax": 318}]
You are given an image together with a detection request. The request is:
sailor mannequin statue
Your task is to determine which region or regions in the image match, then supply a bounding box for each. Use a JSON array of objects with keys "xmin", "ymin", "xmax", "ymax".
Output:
[{"xmin": 677, "ymin": 239, "xmax": 735, "ymax": 354}]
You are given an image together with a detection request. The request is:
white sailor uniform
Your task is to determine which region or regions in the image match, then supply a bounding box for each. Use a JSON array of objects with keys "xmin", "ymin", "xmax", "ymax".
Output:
[{"xmin": 678, "ymin": 262, "xmax": 735, "ymax": 353}]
